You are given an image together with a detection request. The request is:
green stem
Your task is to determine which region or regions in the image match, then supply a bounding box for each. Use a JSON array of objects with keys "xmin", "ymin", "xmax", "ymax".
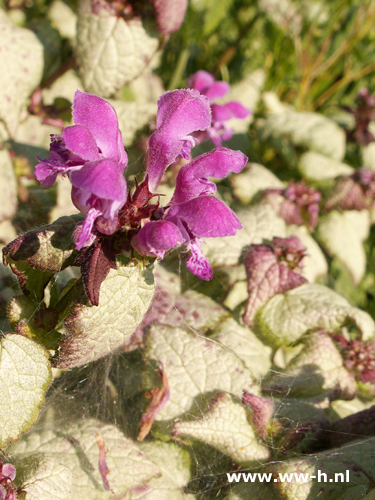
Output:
[{"xmin": 167, "ymin": 47, "xmax": 190, "ymax": 90}]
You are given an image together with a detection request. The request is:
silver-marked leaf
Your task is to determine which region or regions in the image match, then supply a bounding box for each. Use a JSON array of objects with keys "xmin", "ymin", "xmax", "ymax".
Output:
[
  {"xmin": 285, "ymin": 225, "xmax": 327, "ymax": 283},
  {"xmin": 57, "ymin": 260, "xmax": 155, "ymax": 368},
  {"xmin": 145, "ymin": 324, "xmax": 260, "ymax": 420},
  {"xmin": 16, "ymin": 453, "xmax": 72, "ymax": 500},
  {"xmin": 110, "ymin": 99, "xmax": 157, "ymax": 147},
  {"xmin": 0, "ymin": 9, "xmax": 43, "ymax": 137},
  {"xmin": 138, "ymin": 441, "xmax": 195, "ymax": 500},
  {"xmin": 299, "ymin": 151, "xmax": 354, "ymax": 182},
  {"xmin": 316, "ymin": 210, "xmax": 370, "ymax": 285},
  {"xmin": 258, "ymin": 283, "xmax": 375, "ymax": 345},
  {"xmin": 76, "ymin": 0, "xmax": 158, "ymax": 97},
  {"xmin": 0, "ymin": 334, "xmax": 51, "ymax": 448},
  {"xmin": 265, "ymin": 331, "xmax": 356, "ymax": 399},
  {"xmin": 9, "ymin": 419, "xmax": 160, "ymax": 500},
  {"xmin": 361, "ymin": 142, "xmax": 375, "ymax": 171},
  {"xmin": 3, "ymin": 215, "xmax": 80, "ymax": 273},
  {"xmin": 243, "ymin": 236, "xmax": 307, "ymax": 327},
  {"xmin": 173, "ymin": 393, "xmax": 270, "ymax": 465},
  {"xmin": 268, "ymin": 437, "xmax": 375, "ymax": 500},
  {"xmin": 273, "ymin": 396, "xmax": 330, "ymax": 426},
  {"xmin": 202, "ymin": 203, "xmax": 286, "ymax": 268},
  {"xmin": 42, "ymin": 70, "xmax": 84, "ymax": 106},
  {"xmin": 230, "ymin": 162, "xmax": 284, "ymax": 205},
  {"xmin": 258, "ymin": 94, "xmax": 346, "ymax": 160},
  {"xmin": 211, "ymin": 318, "xmax": 272, "ymax": 379},
  {"xmin": 0, "ymin": 150, "xmax": 17, "ymax": 223}
]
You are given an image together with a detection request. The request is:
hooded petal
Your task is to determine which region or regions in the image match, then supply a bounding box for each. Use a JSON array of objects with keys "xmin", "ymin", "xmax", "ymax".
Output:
[
  {"xmin": 166, "ymin": 196, "xmax": 242, "ymax": 238},
  {"xmin": 187, "ymin": 70, "xmax": 215, "ymax": 94},
  {"xmin": 186, "ymin": 239, "xmax": 213, "ymax": 280},
  {"xmin": 131, "ymin": 220, "xmax": 184, "ymax": 258},
  {"xmin": 147, "ymin": 89, "xmax": 211, "ymax": 192},
  {"xmin": 170, "ymin": 147, "xmax": 248, "ymax": 204},
  {"xmin": 72, "ymin": 90, "xmax": 127, "ymax": 165},
  {"xmin": 205, "ymin": 81, "xmax": 230, "ymax": 101},
  {"xmin": 69, "ymin": 159, "xmax": 126, "ymax": 202},
  {"xmin": 62, "ymin": 125, "xmax": 101, "ymax": 161}
]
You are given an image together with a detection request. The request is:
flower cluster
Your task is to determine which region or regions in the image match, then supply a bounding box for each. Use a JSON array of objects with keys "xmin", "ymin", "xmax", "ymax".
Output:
[
  {"xmin": 265, "ymin": 180, "xmax": 321, "ymax": 229},
  {"xmin": 35, "ymin": 88, "xmax": 247, "ymax": 292},
  {"xmin": 325, "ymin": 167, "xmax": 375, "ymax": 212},
  {"xmin": 333, "ymin": 334, "xmax": 375, "ymax": 385},
  {"xmin": 187, "ymin": 70, "xmax": 251, "ymax": 146},
  {"xmin": 0, "ymin": 460, "xmax": 17, "ymax": 500},
  {"xmin": 343, "ymin": 88, "xmax": 375, "ymax": 145}
]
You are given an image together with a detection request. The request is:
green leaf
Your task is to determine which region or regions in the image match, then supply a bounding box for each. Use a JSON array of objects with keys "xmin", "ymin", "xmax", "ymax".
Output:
[
  {"xmin": 145, "ymin": 324, "xmax": 260, "ymax": 421},
  {"xmin": 316, "ymin": 210, "xmax": 370, "ymax": 285},
  {"xmin": 0, "ymin": 150, "xmax": 17, "ymax": 223},
  {"xmin": 258, "ymin": 283, "xmax": 375, "ymax": 345},
  {"xmin": 230, "ymin": 162, "xmax": 284, "ymax": 205},
  {"xmin": 56, "ymin": 259, "xmax": 155, "ymax": 368},
  {"xmin": 211, "ymin": 317, "xmax": 272, "ymax": 379},
  {"xmin": 299, "ymin": 151, "xmax": 354, "ymax": 183},
  {"xmin": 15, "ymin": 453, "xmax": 72, "ymax": 500},
  {"xmin": 0, "ymin": 9, "xmax": 43, "ymax": 137},
  {"xmin": 202, "ymin": 203, "xmax": 286, "ymax": 268},
  {"xmin": 76, "ymin": 0, "xmax": 158, "ymax": 97},
  {"xmin": 265, "ymin": 331, "xmax": 356, "ymax": 399},
  {"xmin": 0, "ymin": 333, "xmax": 51, "ymax": 448},
  {"xmin": 9, "ymin": 419, "xmax": 161, "ymax": 499},
  {"xmin": 173, "ymin": 392, "xmax": 270, "ymax": 465}
]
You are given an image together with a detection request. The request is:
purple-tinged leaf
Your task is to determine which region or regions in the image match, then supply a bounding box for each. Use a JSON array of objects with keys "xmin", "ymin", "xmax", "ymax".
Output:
[
  {"xmin": 243, "ymin": 236, "xmax": 307, "ymax": 327},
  {"xmin": 147, "ymin": 89, "xmax": 211, "ymax": 192},
  {"xmin": 242, "ymin": 391, "xmax": 274, "ymax": 439},
  {"xmin": 76, "ymin": 239, "xmax": 117, "ymax": 306},
  {"xmin": 332, "ymin": 334, "xmax": 375, "ymax": 386}
]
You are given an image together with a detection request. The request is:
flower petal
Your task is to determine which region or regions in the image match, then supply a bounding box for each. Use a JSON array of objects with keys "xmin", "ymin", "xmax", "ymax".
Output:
[
  {"xmin": 72, "ymin": 90, "xmax": 126, "ymax": 165},
  {"xmin": 211, "ymin": 101, "xmax": 251, "ymax": 122},
  {"xmin": 186, "ymin": 240, "xmax": 213, "ymax": 280},
  {"xmin": 76, "ymin": 207, "xmax": 102, "ymax": 251},
  {"xmin": 171, "ymin": 147, "xmax": 248, "ymax": 204},
  {"xmin": 166, "ymin": 196, "xmax": 242, "ymax": 238},
  {"xmin": 131, "ymin": 220, "xmax": 184, "ymax": 258},
  {"xmin": 187, "ymin": 70, "xmax": 215, "ymax": 94},
  {"xmin": 2, "ymin": 464, "xmax": 16, "ymax": 481},
  {"xmin": 69, "ymin": 159, "xmax": 126, "ymax": 202},
  {"xmin": 34, "ymin": 160, "xmax": 60, "ymax": 187},
  {"xmin": 147, "ymin": 89, "xmax": 211, "ymax": 192},
  {"xmin": 153, "ymin": 0, "xmax": 188, "ymax": 34},
  {"xmin": 205, "ymin": 81, "xmax": 230, "ymax": 101},
  {"xmin": 62, "ymin": 125, "xmax": 100, "ymax": 161}
]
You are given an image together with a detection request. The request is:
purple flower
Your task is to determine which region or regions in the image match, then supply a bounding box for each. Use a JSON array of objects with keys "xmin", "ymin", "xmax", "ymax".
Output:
[
  {"xmin": 152, "ymin": 0, "xmax": 188, "ymax": 34},
  {"xmin": 132, "ymin": 146, "xmax": 248, "ymax": 280},
  {"xmin": 147, "ymin": 89, "xmax": 211, "ymax": 192},
  {"xmin": 187, "ymin": 70, "xmax": 251, "ymax": 146},
  {"xmin": 35, "ymin": 90, "xmax": 127, "ymax": 250}
]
